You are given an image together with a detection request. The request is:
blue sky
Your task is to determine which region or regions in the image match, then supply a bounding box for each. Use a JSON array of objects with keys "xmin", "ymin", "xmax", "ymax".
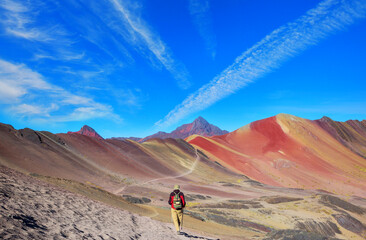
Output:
[{"xmin": 0, "ymin": 0, "xmax": 365, "ymax": 138}]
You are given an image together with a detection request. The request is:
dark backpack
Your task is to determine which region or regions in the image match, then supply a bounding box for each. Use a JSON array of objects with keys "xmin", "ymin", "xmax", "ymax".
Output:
[{"xmin": 173, "ymin": 192, "xmax": 182, "ymax": 209}]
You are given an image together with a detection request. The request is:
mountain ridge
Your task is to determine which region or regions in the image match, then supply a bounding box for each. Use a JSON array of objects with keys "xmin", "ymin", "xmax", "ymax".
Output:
[
  {"xmin": 313, "ymin": 116, "xmax": 366, "ymax": 159},
  {"xmin": 1, "ymin": 113, "xmax": 365, "ymax": 197},
  {"xmin": 1, "ymin": 114, "xmax": 365, "ymax": 239}
]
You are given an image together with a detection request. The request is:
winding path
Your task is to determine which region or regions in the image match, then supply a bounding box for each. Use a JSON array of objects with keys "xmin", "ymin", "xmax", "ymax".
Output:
[{"xmin": 114, "ymin": 148, "xmax": 200, "ymax": 195}]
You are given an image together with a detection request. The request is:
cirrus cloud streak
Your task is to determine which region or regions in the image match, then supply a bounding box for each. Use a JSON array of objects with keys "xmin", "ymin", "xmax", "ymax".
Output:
[{"xmin": 156, "ymin": 0, "xmax": 366, "ymax": 128}]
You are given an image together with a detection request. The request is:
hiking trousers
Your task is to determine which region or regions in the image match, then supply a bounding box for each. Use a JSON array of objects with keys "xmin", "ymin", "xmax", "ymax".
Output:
[{"xmin": 171, "ymin": 208, "xmax": 183, "ymax": 231}]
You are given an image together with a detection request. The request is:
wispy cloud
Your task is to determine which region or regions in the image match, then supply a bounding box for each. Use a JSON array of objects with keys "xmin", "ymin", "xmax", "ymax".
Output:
[
  {"xmin": 10, "ymin": 103, "xmax": 59, "ymax": 117},
  {"xmin": 44, "ymin": 104, "xmax": 120, "ymax": 123},
  {"xmin": 0, "ymin": 0, "xmax": 68, "ymax": 42},
  {"xmin": 189, "ymin": 0, "xmax": 217, "ymax": 59},
  {"xmin": 34, "ymin": 51, "xmax": 86, "ymax": 61},
  {"xmin": 104, "ymin": 0, "xmax": 191, "ymax": 89},
  {"xmin": 156, "ymin": 0, "xmax": 366, "ymax": 128},
  {"xmin": 1, "ymin": 0, "xmax": 188, "ymax": 111},
  {"xmin": 0, "ymin": 0, "xmax": 89, "ymax": 65},
  {"xmin": 0, "ymin": 0, "xmax": 142, "ymax": 111},
  {"xmin": 0, "ymin": 59, "xmax": 121, "ymax": 122},
  {"xmin": 0, "ymin": 59, "xmax": 55, "ymax": 104}
]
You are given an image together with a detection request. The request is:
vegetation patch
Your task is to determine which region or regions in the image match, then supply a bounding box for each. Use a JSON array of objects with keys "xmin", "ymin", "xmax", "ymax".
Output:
[
  {"xmin": 319, "ymin": 195, "xmax": 365, "ymax": 214},
  {"xmin": 264, "ymin": 229, "xmax": 341, "ymax": 240},
  {"xmin": 295, "ymin": 220, "xmax": 341, "ymax": 237},
  {"xmin": 228, "ymin": 200, "xmax": 263, "ymax": 208},
  {"xmin": 332, "ymin": 213, "xmax": 366, "ymax": 236},
  {"xmin": 186, "ymin": 194, "xmax": 209, "ymax": 201},
  {"xmin": 205, "ymin": 213, "xmax": 272, "ymax": 233},
  {"xmin": 122, "ymin": 195, "xmax": 151, "ymax": 204},
  {"xmin": 263, "ymin": 196, "xmax": 303, "ymax": 204},
  {"xmin": 222, "ymin": 183, "xmax": 239, "ymax": 187},
  {"xmin": 183, "ymin": 210, "xmax": 206, "ymax": 222},
  {"xmin": 194, "ymin": 200, "xmax": 263, "ymax": 210}
]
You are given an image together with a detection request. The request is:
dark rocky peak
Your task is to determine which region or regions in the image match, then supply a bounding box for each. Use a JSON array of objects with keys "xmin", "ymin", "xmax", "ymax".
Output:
[
  {"xmin": 317, "ymin": 116, "xmax": 333, "ymax": 123},
  {"xmin": 193, "ymin": 116, "xmax": 209, "ymax": 125},
  {"xmin": 138, "ymin": 116, "xmax": 228, "ymax": 142},
  {"xmin": 68, "ymin": 125, "xmax": 104, "ymax": 140},
  {"xmin": 79, "ymin": 125, "xmax": 94, "ymax": 133}
]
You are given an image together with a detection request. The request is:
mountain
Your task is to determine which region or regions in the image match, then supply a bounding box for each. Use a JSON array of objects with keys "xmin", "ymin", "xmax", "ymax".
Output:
[
  {"xmin": 2, "ymin": 116, "xmax": 366, "ymax": 239},
  {"xmin": 0, "ymin": 122, "xmax": 241, "ymax": 194},
  {"xmin": 186, "ymin": 114, "xmax": 366, "ymax": 196},
  {"xmin": 139, "ymin": 116, "xmax": 229, "ymax": 142},
  {"xmin": 67, "ymin": 125, "xmax": 104, "ymax": 140},
  {"xmin": 2, "ymin": 114, "xmax": 365, "ymax": 198},
  {"xmin": 314, "ymin": 117, "xmax": 366, "ymax": 159}
]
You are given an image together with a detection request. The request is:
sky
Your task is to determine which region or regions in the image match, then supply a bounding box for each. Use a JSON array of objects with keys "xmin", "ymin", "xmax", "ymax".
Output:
[{"xmin": 0, "ymin": 0, "xmax": 366, "ymax": 138}]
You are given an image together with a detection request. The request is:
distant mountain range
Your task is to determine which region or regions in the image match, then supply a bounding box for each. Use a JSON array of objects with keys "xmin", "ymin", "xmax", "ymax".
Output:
[
  {"xmin": 0, "ymin": 114, "xmax": 365, "ymax": 197},
  {"xmin": 69, "ymin": 116, "xmax": 229, "ymax": 142},
  {"xmin": 1, "ymin": 114, "xmax": 366, "ymax": 240}
]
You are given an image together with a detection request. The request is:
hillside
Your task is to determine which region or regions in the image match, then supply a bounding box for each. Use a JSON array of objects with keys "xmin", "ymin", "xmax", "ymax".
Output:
[
  {"xmin": 0, "ymin": 122, "xmax": 241, "ymax": 195},
  {"xmin": 314, "ymin": 117, "xmax": 366, "ymax": 159},
  {"xmin": 1, "ymin": 114, "xmax": 366, "ymax": 239},
  {"xmin": 187, "ymin": 114, "xmax": 366, "ymax": 197}
]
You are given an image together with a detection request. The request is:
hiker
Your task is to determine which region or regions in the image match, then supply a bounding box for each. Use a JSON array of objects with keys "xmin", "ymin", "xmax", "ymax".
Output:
[{"xmin": 168, "ymin": 184, "xmax": 186, "ymax": 234}]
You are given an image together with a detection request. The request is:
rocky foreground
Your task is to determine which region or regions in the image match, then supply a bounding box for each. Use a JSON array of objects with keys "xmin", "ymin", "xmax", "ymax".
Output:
[{"xmin": 0, "ymin": 166, "xmax": 214, "ymax": 240}]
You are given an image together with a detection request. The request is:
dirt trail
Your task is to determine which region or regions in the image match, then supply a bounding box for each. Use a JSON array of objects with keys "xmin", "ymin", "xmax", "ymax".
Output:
[{"xmin": 114, "ymin": 148, "xmax": 200, "ymax": 195}]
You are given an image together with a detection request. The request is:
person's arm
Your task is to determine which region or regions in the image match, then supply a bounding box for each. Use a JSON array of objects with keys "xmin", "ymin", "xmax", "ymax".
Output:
[
  {"xmin": 180, "ymin": 192, "xmax": 186, "ymax": 208},
  {"xmin": 168, "ymin": 192, "xmax": 172, "ymax": 205}
]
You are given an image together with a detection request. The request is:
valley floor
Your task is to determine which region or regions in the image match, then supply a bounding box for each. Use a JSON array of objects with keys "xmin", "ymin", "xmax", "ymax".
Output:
[{"xmin": 1, "ymin": 164, "xmax": 366, "ymax": 240}]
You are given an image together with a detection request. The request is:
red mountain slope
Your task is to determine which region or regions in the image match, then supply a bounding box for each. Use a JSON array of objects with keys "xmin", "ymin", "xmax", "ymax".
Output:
[{"xmin": 187, "ymin": 114, "xmax": 366, "ymax": 197}]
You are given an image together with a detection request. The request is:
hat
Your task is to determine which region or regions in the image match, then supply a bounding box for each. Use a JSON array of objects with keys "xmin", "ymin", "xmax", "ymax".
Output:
[{"xmin": 174, "ymin": 184, "xmax": 180, "ymax": 190}]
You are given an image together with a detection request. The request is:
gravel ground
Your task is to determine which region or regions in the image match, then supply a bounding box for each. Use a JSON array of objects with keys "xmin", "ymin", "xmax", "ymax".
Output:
[{"xmin": 0, "ymin": 166, "xmax": 214, "ymax": 240}]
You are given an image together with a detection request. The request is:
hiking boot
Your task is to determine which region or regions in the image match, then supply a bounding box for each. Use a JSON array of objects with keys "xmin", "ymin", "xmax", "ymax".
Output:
[{"xmin": 177, "ymin": 231, "xmax": 180, "ymax": 235}]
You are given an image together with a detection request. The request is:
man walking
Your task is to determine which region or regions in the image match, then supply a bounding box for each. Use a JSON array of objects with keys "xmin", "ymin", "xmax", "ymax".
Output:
[{"xmin": 168, "ymin": 184, "xmax": 186, "ymax": 234}]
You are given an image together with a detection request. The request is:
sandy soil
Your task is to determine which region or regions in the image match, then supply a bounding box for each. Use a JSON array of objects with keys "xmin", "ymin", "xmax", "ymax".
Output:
[{"xmin": 0, "ymin": 166, "xmax": 215, "ymax": 240}]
